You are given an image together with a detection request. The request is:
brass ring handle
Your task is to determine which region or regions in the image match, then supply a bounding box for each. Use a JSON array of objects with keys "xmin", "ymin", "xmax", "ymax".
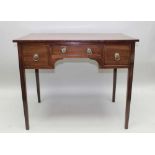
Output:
[
  {"xmin": 114, "ymin": 52, "xmax": 120, "ymax": 61},
  {"xmin": 61, "ymin": 47, "xmax": 67, "ymax": 54},
  {"xmin": 86, "ymin": 48, "xmax": 93, "ymax": 55},
  {"xmin": 33, "ymin": 53, "xmax": 39, "ymax": 62}
]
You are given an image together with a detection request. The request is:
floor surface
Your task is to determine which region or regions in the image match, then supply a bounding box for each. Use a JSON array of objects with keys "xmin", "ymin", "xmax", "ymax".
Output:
[{"xmin": 0, "ymin": 83, "xmax": 155, "ymax": 132}]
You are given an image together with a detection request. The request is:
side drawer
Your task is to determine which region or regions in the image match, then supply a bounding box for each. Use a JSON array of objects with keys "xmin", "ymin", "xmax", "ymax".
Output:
[
  {"xmin": 22, "ymin": 44, "xmax": 50, "ymax": 68},
  {"xmin": 104, "ymin": 44, "xmax": 131, "ymax": 66}
]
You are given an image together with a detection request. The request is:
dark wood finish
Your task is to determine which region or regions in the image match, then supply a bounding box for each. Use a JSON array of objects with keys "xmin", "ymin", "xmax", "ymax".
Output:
[
  {"xmin": 13, "ymin": 33, "xmax": 139, "ymax": 42},
  {"xmin": 112, "ymin": 68, "xmax": 117, "ymax": 102},
  {"xmin": 13, "ymin": 33, "xmax": 139, "ymax": 130},
  {"xmin": 35, "ymin": 69, "xmax": 41, "ymax": 103},
  {"xmin": 17, "ymin": 44, "xmax": 29, "ymax": 130}
]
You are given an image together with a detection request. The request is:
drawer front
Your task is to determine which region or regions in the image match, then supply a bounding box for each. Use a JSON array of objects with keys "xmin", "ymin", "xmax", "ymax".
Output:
[
  {"xmin": 104, "ymin": 44, "xmax": 131, "ymax": 66},
  {"xmin": 22, "ymin": 44, "xmax": 50, "ymax": 68},
  {"xmin": 52, "ymin": 45, "xmax": 102, "ymax": 57}
]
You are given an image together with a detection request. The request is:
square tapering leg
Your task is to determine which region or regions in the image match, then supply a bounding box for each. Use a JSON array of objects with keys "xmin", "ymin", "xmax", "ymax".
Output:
[
  {"xmin": 125, "ymin": 66, "xmax": 134, "ymax": 129},
  {"xmin": 35, "ymin": 69, "xmax": 41, "ymax": 103},
  {"xmin": 112, "ymin": 68, "xmax": 117, "ymax": 102},
  {"xmin": 18, "ymin": 44, "xmax": 29, "ymax": 130}
]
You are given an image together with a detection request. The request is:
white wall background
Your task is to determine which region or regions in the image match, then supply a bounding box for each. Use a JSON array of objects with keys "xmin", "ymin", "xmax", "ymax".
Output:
[{"xmin": 0, "ymin": 21, "xmax": 155, "ymax": 132}]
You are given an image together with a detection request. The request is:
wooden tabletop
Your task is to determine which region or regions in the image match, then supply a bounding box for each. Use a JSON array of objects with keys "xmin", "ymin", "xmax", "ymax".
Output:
[{"xmin": 13, "ymin": 33, "xmax": 139, "ymax": 42}]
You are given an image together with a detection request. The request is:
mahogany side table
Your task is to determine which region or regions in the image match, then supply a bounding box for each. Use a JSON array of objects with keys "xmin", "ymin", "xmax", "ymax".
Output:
[{"xmin": 13, "ymin": 33, "xmax": 139, "ymax": 130}]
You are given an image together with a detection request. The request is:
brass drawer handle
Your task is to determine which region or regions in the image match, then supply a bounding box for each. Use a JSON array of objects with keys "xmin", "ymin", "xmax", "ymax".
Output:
[
  {"xmin": 33, "ymin": 53, "xmax": 39, "ymax": 62},
  {"xmin": 114, "ymin": 52, "xmax": 120, "ymax": 61},
  {"xmin": 61, "ymin": 47, "xmax": 67, "ymax": 54},
  {"xmin": 86, "ymin": 48, "xmax": 93, "ymax": 55}
]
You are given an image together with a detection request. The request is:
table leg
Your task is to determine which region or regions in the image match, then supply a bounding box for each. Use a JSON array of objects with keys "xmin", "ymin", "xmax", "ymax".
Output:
[
  {"xmin": 112, "ymin": 68, "xmax": 117, "ymax": 102},
  {"xmin": 125, "ymin": 66, "xmax": 134, "ymax": 129},
  {"xmin": 35, "ymin": 69, "xmax": 41, "ymax": 103},
  {"xmin": 19, "ymin": 68, "xmax": 29, "ymax": 130}
]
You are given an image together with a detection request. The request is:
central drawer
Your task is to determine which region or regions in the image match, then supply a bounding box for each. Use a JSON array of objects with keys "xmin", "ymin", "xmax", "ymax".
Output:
[{"xmin": 51, "ymin": 45, "xmax": 102, "ymax": 58}]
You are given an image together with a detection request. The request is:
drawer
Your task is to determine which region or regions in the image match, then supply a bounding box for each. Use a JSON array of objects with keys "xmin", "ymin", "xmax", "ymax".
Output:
[
  {"xmin": 104, "ymin": 44, "xmax": 131, "ymax": 66},
  {"xmin": 22, "ymin": 44, "xmax": 50, "ymax": 68},
  {"xmin": 52, "ymin": 45, "xmax": 102, "ymax": 57}
]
